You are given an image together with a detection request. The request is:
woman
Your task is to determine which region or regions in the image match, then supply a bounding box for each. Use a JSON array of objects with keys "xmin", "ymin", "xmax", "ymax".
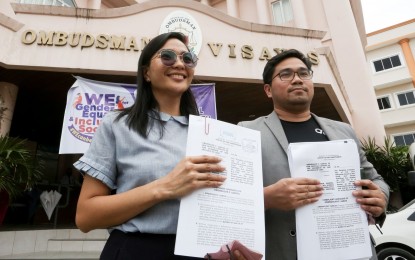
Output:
[{"xmin": 74, "ymin": 32, "xmax": 227, "ymax": 259}]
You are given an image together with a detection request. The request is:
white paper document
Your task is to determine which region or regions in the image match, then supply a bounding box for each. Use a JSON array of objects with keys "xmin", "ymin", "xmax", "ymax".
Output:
[
  {"xmin": 175, "ymin": 115, "xmax": 265, "ymax": 258},
  {"xmin": 288, "ymin": 139, "xmax": 371, "ymax": 260}
]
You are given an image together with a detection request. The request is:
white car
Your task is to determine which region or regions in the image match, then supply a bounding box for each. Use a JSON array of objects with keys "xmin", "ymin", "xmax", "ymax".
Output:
[{"xmin": 369, "ymin": 198, "xmax": 415, "ymax": 260}]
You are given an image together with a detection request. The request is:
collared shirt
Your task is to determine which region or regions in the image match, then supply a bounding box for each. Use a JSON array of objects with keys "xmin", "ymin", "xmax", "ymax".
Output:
[{"xmin": 74, "ymin": 111, "xmax": 189, "ymax": 234}]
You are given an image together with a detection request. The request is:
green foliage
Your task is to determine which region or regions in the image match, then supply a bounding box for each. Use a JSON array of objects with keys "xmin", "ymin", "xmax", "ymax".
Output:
[
  {"xmin": 0, "ymin": 135, "xmax": 44, "ymax": 200},
  {"xmin": 361, "ymin": 136, "xmax": 412, "ymax": 192}
]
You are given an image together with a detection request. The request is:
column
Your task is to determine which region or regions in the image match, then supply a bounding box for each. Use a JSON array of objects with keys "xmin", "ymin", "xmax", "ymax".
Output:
[
  {"xmin": 0, "ymin": 82, "xmax": 18, "ymax": 136},
  {"xmin": 322, "ymin": 0, "xmax": 386, "ymax": 144},
  {"xmin": 290, "ymin": 0, "xmax": 307, "ymax": 28},
  {"xmin": 227, "ymin": 0, "xmax": 239, "ymax": 18},
  {"xmin": 399, "ymin": 38, "xmax": 415, "ymax": 87},
  {"xmin": 255, "ymin": 0, "xmax": 271, "ymax": 24}
]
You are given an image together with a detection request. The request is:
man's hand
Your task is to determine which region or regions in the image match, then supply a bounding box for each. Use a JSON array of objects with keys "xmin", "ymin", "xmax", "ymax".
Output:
[
  {"xmin": 264, "ymin": 177, "xmax": 323, "ymax": 210},
  {"xmin": 353, "ymin": 179, "xmax": 387, "ymax": 218}
]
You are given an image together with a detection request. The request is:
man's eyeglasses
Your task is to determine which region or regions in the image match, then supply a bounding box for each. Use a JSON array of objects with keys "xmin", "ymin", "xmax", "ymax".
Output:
[
  {"xmin": 272, "ymin": 69, "xmax": 313, "ymax": 82},
  {"xmin": 153, "ymin": 49, "xmax": 198, "ymax": 68}
]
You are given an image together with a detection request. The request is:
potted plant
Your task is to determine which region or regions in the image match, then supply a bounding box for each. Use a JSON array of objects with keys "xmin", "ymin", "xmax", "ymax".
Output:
[
  {"xmin": 361, "ymin": 136, "xmax": 412, "ymax": 211},
  {"xmin": 0, "ymin": 135, "xmax": 44, "ymax": 225}
]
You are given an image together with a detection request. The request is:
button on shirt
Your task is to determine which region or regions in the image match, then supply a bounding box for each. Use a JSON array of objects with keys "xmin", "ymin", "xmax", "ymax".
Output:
[{"xmin": 74, "ymin": 111, "xmax": 189, "ymax": 234}]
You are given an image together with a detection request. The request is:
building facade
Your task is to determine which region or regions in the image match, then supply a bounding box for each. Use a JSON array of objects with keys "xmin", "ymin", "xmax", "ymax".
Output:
[
  {"xmin": 0, "ymin": 0, "xmax": 386, "ymax": 257},
  {"xmin": 366, "ymin": 19, "xmax": 415, "ymax": 146},
  {"xmin": 0, "ymin": 0, "xmax": 386, "ymax": 179}
]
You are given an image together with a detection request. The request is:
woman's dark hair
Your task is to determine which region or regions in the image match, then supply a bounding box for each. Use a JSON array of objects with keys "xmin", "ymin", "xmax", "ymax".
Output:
[
  {"xmin": 263, "ymin": 49, "xmax": 312, "ymax": 84},
  {"xmin": 117, "ymin": 32, "xmax": 198, "ymax": 137}
]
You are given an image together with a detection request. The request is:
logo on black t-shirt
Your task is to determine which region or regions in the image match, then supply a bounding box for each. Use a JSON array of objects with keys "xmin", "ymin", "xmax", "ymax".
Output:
[{"xmin": 315, "ymin": 128, "xmax": 326, "ymax": 135}]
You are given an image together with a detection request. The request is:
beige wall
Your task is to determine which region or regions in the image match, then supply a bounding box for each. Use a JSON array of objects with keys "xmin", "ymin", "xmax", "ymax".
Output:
[
  {"xmin": 388, "ymin": 125, "xmax": 415, "ymax": 136},
  {"xmin": 319, "ymin": 0, "xmax": 384, "ymax": 141},
  {"xmin": 366, "ymin": 19, "xmax": 415, "ymax": 142},
  {"xmin": 366, "ymin": 46, "xmax": 410, "ymax": 89},
  {"xmin": 238, "ymin": 0, "xmax": 257, "ymax": 23},
  {"xmin": 5, "ymin": 2, "xmax": 325, "ymax": 80}
]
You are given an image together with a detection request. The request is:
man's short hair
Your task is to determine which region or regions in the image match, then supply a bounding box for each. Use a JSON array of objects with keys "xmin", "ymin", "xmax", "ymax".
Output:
[{"xmin": 263, "ymin": 49, "xmax": 312, "ymax": 84}]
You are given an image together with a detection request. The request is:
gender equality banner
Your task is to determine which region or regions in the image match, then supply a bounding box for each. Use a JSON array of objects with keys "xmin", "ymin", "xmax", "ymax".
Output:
[{"xmin": 59, "ymin": 76, "xmax": 216, "ymax": 154}]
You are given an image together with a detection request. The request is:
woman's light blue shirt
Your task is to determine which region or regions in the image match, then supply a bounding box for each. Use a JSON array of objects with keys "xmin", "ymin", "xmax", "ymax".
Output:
[{"xmin": 74, "ymin": 111, "xmax": 188, "ymax": 234}]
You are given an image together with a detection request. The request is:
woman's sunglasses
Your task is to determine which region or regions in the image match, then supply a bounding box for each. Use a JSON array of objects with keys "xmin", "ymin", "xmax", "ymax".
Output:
[{"xmin": 154, "ymin": 49, "xmax": 198, "ymax": 68}]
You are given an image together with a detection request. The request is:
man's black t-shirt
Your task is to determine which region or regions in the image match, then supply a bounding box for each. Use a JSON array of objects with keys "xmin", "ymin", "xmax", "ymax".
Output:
[{"xmin": 280, "ymin": 117, "xmax": 329, "ymax": 143}]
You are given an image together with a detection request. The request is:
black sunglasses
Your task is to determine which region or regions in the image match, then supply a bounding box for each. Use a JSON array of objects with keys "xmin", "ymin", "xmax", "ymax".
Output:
[{"xmin": 154, "ymin": 49, "xmax": 198, "ymax": 68}]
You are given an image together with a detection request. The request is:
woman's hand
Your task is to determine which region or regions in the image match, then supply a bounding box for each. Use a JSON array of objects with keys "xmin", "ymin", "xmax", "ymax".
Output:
[
  {"xmin": 155, "ymin": 155, "xmax": 226, "ymax": 199},
  {"xmin": 76, "ymin": 155, "xmax": 225, "ymax": 232}
]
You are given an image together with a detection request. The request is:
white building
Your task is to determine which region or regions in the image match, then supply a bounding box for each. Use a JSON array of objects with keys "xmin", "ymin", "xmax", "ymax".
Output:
[
  {"xmin": 0, "ymin": 0, "xmax": 386, "ymax": 258},
  {"xmin": 366, "ymin": 19, "xmax": 415, "ymax": 146}
]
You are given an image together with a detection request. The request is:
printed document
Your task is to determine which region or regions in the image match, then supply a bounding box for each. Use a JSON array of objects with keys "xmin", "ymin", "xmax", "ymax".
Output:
[
  {"xmin": 288, "ymin": 139, "xmax": 371, "ymax": 260},
  {"xmin": 175, "ymin": 115, "xmax": 265, "ymax": 258}
]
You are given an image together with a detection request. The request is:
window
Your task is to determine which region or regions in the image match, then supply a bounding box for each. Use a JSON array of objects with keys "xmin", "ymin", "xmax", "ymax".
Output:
[
  {"xmin": 394, "ymin": 133, "xmax": 415, "ymax": 146},
  {"xmin": 16, "ymin": 0, "xmax": 75, "ymax": 7},
  {"xmin": 377, "ymin": 96, "xmax": 391, "ymax": 110},
  {"xmin": 272, "ymin": 0, "xmax": 293, "ymax": 25},
  {"xmin": 397, "ymin": 91, "xmax": 415, "ymax": 106},
  {"xmin": 373, "ymin": 54, "xmax": 402, "ymax": 72}
]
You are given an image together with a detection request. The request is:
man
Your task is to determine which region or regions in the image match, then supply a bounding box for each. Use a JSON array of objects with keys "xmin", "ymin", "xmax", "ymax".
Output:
[{"xmin": 238, "ymin": 49, "xmax": 389, "ymax": 260}]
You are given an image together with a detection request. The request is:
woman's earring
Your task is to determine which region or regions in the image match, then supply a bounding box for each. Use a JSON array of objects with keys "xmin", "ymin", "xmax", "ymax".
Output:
[{"xmin": 145, "ymin": 77, "xmax": 150, "ymax": 82}]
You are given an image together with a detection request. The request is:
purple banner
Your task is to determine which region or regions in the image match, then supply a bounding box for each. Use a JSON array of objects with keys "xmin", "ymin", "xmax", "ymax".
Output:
[
  {"xmin": 59, "ymin": 77, "xmax": 216, "ymax": 154},
  {"xmin": 191, "ymin": 83, "xmax": 217, "ymax": 119}
]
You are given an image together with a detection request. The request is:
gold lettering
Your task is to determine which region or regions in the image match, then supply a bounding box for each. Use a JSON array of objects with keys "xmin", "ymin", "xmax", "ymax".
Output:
[
  {"xmin": 110, "ymin": 35, "xmax": 126, "ymax": 50},
  {"xmin": 241, "ymin": 45, "xmax": 253, "ymax": 59},
  {"xmin": 68, "ymin": 33, "xmax": 81, "ymax": 47},
  {"xmin": 18, "ymin": 29, "xmax": 321, "ymax": 67},
  {"xmin": 207, "ymin": 42, "xmax": 223, "ymax": 57},
  {"xmin": 259, "ymin": 47, "xmax": 272, "ymax": 60},
  {"xmin": 228, "ymin": 44, "xmax": 236, "ymax": 58},
  {"xmin": 80, "ymin": 33, "xmax": 95, "ymax": 49},
  {"xmin": 54, "ymin": 31, "xmax": 68, "ymax": 46},
  {"xmin": 37, "ymin": 31, "xmax": 54, "ymax": 45},
  {"xmin": 96, "ymin": 34, "xmax": 109, "ymax": 49},
  {"xmin": 21, "ymin": 30, "xmax": 36, "ymax": 44},
  {"xmin": 141, "ymin": 37, "xmax": 150, "ymax": 50},
  {"xmin": 307, "ymin": 51, "xmax": 319, "ymax": 65},
  {"xmin": 126, "ymin": 37, "xmax": 139, "ymax": 51}
]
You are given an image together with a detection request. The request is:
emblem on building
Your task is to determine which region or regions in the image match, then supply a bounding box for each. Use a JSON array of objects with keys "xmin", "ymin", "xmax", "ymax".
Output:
[{"xmin": 159, "ymin": 10, "xmax": 203, "ymax": 55}]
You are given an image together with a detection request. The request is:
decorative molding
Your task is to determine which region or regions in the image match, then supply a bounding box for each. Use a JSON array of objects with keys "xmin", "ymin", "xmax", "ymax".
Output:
[
  {"xmin": 0, "ymin": 13, "xmax": 24, "ymax": 32},
  {"xmin": 11, "ymin": 0, "xmax": 326, "ymax": 39}
]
